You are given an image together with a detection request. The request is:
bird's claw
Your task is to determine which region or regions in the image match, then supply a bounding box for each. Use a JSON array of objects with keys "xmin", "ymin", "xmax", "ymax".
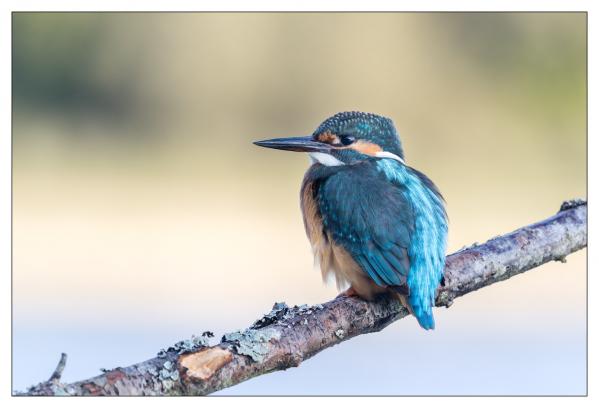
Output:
[{"xmin": 336, "ymin": 287, "xmax": 359, "ymax": 298}]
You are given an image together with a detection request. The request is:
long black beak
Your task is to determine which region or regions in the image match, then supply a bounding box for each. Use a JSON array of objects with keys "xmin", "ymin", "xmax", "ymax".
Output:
[{"xmin": 253, "ymin": 136, "xmax": 331, "ymax": 153}]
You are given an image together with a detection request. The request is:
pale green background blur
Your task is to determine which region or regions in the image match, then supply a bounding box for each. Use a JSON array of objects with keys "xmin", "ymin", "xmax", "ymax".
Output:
[{"xmin": 13, "ymin": 13, "xmax": 586, "ymax": 395}]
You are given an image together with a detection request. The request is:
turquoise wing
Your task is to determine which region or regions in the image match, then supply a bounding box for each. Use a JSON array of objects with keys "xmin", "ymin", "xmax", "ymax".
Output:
[{"xmin": 317, "ymin": 162, "xmax": 415, "ymax": 291}]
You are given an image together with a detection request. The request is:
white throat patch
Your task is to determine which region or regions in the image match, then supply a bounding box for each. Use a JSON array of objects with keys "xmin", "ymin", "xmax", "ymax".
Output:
[{"xmin": 309, "ymin": 152, "xmax": 345, "ymax": 167}]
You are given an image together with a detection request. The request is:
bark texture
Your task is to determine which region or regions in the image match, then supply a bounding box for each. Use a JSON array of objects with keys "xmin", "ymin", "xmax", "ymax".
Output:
[{"xmin": 20, "ymin": 199, "xmax": 587, "ymax": 396}]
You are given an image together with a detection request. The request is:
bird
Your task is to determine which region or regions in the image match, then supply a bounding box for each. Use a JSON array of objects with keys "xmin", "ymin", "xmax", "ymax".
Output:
[{"xmin": 254, "ymin": 111, "xmax": 447, "ymax": 330}]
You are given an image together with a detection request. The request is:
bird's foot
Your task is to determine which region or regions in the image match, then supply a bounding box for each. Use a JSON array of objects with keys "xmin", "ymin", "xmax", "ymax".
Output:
[{"xmin": 336, "ymin": 287, "xmax": 359, "ymax": 299}]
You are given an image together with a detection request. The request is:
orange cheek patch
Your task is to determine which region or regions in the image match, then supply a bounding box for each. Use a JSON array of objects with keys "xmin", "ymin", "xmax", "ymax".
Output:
[{"xmin": 349, "ymin": 140, "xmax": 382, "ymax": 156}]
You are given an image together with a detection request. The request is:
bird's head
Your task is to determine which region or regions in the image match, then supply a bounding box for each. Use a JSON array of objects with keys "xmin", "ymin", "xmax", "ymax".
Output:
[{"xmin": 254, "ymin": 111, "xmax": 405, "ymax": 166}]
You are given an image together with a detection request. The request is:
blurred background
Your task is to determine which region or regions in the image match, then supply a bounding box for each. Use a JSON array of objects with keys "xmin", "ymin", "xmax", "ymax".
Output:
[{"xmin": 12, "ymin": 13, "xmax": 586, "ymax": 395}]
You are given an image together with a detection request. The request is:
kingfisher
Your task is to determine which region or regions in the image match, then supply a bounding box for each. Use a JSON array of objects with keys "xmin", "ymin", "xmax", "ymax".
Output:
[{"xmin": 254, "ymin": 111, "xmax": 447, "ymax": 330}]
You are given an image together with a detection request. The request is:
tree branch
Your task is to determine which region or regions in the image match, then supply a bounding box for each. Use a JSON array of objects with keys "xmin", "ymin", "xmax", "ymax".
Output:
[
  {"xmin": 19, "ymin": 199, "xmax": 587, "ymax": 396},
  {"xmin": 47, "ymin": 353, "xmax": 68, "ymax": 383}
]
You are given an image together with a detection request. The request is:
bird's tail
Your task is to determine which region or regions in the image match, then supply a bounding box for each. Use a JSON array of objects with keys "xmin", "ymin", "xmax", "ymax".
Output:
[
  {"xmin": 391, "ymin": 287, "xmax": 435, "ymax": 330},
  {"xmin": 410, "ymin": 304, "xmax": 435, "ymax": 330}
]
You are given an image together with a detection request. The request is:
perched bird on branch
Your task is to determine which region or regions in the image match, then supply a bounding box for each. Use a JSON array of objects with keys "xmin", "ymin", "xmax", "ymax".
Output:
[{"xmin": 254, "ymin": 112, "xmax": 447, "ymax": 329}]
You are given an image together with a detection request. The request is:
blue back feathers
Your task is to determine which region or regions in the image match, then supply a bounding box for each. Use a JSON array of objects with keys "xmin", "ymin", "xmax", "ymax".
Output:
[{"xmin": 377, "ymin": 159, "xmax": 447, "ymax": 330}]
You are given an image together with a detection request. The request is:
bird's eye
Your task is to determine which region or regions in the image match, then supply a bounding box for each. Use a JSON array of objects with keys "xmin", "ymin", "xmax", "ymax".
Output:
[{"xmin": 339, "ymin": 135, "xmax": 356, "ymax": 146}]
